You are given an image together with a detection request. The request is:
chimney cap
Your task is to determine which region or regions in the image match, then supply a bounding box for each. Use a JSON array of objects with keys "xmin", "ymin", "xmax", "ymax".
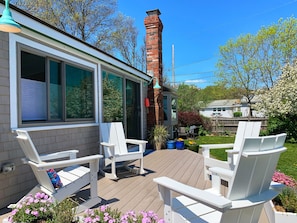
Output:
[{"xmin": 146, "ymin": 9, "xmax": 161, "ymax": 16}]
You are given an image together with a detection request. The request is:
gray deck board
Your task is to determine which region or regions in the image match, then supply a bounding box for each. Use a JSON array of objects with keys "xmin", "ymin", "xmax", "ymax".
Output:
[{"xmin": 0, "ymin": 149, "xmax": 268, "ymax": 222}]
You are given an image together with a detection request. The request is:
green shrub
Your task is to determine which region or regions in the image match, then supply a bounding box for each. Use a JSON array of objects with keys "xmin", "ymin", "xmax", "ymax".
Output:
[
  {"xmin": 233, "ymin": 111, "xmax": 242, "ymax": 117},
  {"xmin": 267, "ymin": 115, "xmax": 297, "ymax": 142},
  {"xmin": 278, "ymin": 186, "xmax": 297, "ymax": 213}
]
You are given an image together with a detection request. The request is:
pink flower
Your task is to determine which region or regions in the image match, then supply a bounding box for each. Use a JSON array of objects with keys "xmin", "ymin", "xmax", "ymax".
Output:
[
  {"xmin": 83, "ymin": 206, "xmax": 164, "ymax": 223},
  {"xmin": 100, "ymin": 205, "xmax": 108, "ymax": 212},
  {"xmin": 31, "ymin": 210, "xmax": 39, "ymax": 217},
  {"xmin": 272, "ymin": 171, "xmax": 297, "ymax": 187}
]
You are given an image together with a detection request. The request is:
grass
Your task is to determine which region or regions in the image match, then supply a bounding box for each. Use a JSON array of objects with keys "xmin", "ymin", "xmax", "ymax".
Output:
[{"xmin": 189, "ymin": 136, "xmax": 297, "ymax": 180}]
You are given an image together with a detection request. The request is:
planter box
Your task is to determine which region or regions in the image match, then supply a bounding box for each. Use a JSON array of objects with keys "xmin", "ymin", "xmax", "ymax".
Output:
[
  {"xmin": 175, "ymin": 141, "xmax": 184, "ymax": 150},
  {"xmin": 166, "ymin": 140, "xmax": 176, "ymax": 149},
  {"xmin": 264, "ymin": 200, "xmax": 297, "ymax": 223}
]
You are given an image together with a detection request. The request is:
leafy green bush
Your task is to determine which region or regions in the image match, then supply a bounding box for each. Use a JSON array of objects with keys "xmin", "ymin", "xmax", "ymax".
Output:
[
  {"xmin": 267, "ymin": 115, "xmax": 297, "ymax": 143},
  {"xmin": 233, "ymin": 111, "xmax": 242, "ymax": 117},
  {"xmin": 278, "ymin": 186, "xmax": 297, "ymax": 213}
]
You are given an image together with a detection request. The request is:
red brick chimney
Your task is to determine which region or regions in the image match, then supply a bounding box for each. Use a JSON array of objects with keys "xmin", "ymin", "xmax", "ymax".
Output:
[{"xmin": 145, "ymin": 9, "xmax": 164, "ymax": 129}]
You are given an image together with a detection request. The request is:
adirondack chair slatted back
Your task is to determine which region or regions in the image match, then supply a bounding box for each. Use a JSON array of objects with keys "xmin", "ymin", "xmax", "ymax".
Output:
[
  {"xmin": 233, "ymin": 121, "xmax": 261, "ymax": 150},
  {"xmin": 231, "ymin": 121, "xmax": 261, "ymax": 165},
  {"xmin": 227, "ymin": 134, "xmax": 286, "ymax": 200},
  {"xmin": 100, "ymin": 122, "xmax": 128, "ymax": 157},
  {"xmin": 16, "ymin": 130, "xmax": 55, "ymax": 192},
  {"xmin": 16, "ymin": 130, "xmax": 42, "ymax": 163}
]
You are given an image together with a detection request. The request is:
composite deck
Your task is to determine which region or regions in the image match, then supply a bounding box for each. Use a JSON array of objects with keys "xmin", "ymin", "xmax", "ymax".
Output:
[{"xmin": 0, "ymin": 149, "xmax": 269, "ymax": 222}]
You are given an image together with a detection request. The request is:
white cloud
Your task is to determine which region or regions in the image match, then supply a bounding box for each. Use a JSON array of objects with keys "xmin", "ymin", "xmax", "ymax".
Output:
[{"xmin": 185, "ymin": 79, "xmax": 206, "ymax": 83}]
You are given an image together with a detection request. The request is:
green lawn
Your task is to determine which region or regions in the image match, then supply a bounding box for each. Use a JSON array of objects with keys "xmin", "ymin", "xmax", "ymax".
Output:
[{"xmin": 190, "ymin": 136, "xmax": 297, "ymax": 180}]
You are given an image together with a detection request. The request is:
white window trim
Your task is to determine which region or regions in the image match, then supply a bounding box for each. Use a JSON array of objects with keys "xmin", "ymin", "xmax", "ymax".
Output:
[{"xmin": 9, "ymin": 34, "xmax": 99, "ymax": 130}]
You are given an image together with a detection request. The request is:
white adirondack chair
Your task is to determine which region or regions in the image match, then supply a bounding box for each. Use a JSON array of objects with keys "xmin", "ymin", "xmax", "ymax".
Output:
[
  {"xmin": 99, "ymin": 122, "xmax": 148, "ymax": 180},
  {"xmin": 154, "ymin": 134, "xmax": 287, "ymax": 223},
  {"xmin": 14, "ymin": 129, "xmax": 102, "ymax": 213},
  {"xmin": 201, "ymin": 121, "xmax": 261, "ymax": 180}
]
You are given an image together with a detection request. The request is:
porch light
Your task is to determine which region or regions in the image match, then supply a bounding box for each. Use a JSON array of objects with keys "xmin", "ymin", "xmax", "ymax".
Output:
[
  {"xmin": 149, "ymin": 77, "xmax": 161, "ymax": 89},
  {"xmin": 144, "ymin": 71, "xmax": 161, "ymax": 89},
  {"xmin": 0, "ymin": 0, "xmax": 21, "ymax": 33}
]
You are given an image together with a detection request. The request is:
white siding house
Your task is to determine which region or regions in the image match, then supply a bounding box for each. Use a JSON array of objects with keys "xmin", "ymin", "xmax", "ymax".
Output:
[
  {"xmin": 200, "ymin": 97, "xmax": 265, "ymax": 118},
  {"xmin": 200, "ymin": 99, "xmax": 241, "ymax": 118}
]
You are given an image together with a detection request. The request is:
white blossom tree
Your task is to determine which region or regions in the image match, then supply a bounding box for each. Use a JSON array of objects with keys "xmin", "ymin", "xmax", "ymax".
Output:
[
  {"xmin": 217, "ymin": 17, "xmax": 297, "ymax": 117},
  {"xmin": 256, "ymin": 60, "xmax": 297, "ymax": 117},
  {"xmin": 255, "ymin": 60, "xmax": 297, "ymax": 140}
]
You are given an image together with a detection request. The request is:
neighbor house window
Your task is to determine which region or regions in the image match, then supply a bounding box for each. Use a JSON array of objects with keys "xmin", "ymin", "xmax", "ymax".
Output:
[{"xmin": 20, "ymin": 51, "xmax": 94, "ymax": 124}]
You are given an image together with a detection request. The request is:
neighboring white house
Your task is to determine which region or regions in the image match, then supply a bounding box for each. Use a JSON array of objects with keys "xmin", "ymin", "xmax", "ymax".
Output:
[
  {"xmin": 200, "ymin": 99, "xmax": 241, "ymax": 118},
  {"xmin": 200, "ymin": 97, "xmax": 265, "ymax": 118}
]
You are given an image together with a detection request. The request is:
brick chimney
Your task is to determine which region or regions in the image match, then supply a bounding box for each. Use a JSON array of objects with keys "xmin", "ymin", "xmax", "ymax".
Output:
[{"xmin": 145, "ymin": 9, "xmax": 164, "ymax": 129}]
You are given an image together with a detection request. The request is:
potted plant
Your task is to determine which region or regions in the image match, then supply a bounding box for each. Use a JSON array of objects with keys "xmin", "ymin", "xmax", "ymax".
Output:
[
  {"xmin": 186, "ymin": 140, "xmax": 199, "ymax": 152},
  {"xmin": 175, "ymin": 138, "xmax": 185, "ymax": 150},
  {"xmin": 264, "ymin": 171, "xmax": 297, "ymax": 223},
  {"xmin": 149, "ymin": 125, "xmax": 169, "ymax": 150}
]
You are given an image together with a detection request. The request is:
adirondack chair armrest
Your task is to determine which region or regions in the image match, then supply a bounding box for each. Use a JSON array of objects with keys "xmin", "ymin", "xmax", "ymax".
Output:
[
  {"xmin": 209, "ymin": 167, "xmax": 234, "ymax": 179},
  {"xmin": 40, "ymin": 150, "xmax": 79, "ymax": 161},
  {"xmin": 29, "ymin": 154, "xmax": 103, "ymax": 170},
  {"xmin": 100, "ymin": 142, "xmax": 115, "ymax": 156},
  {"xmin": 100, "ymin": 142, "xmax": 115, "ymax": 147},
  {"xmin": 126, "ymin": 139, "xmax": 148, "ymax": 152},
  {"xmin": 201, "ymin": 143, "xmax": 235, "ymax": 158},
  {"xmin": 154, "ymin": 176, "xmax": 232, "ymax": 212},
  {"xmin": 200, "ymin": 143, "xmax": 235, "ymax": 150},
  {"xmin": 242, "ymin": 147, "xmax": 287, "ymax": 157},
  {"xmin": 126, "ymin": 139, "xmax": 148, "ymax": 145},
  {"xmin": 225, "ymin": 149, "xmax": 239, "ymax": 154},
  {"xmin": 230, "ymin": 189, "xmax": 279, "ymax": 209},
  {"xmin": 270, "ymin": 181, "xmax": 285, "ymax": 191},
  {"xmin": 225, "ymin": 149, "xmax": 239, "ymax": 166}
]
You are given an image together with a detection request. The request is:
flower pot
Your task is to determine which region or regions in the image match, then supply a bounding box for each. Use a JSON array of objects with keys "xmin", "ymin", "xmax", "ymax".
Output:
[
  {"xmin": 176, "ymin": 141, "xmax": 184, "ymax": 150},
  {"xmin": 264, "ymin": 200, "xmax": 297, "ymax": 223},
  {"xmin": 166, "ymin": 140, "xmax": 176, "ymax": 149}
]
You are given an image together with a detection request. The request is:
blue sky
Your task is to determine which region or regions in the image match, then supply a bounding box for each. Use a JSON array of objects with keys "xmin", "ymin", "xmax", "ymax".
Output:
[{"xmin": 118, "ymin": 0, "xmax": 297, "ymax": 88}]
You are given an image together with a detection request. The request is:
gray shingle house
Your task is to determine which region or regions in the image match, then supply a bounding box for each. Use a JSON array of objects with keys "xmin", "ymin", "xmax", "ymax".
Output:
[{"xmin": 0, "ymin": 3, "xmax": 177, "ymax": 209}]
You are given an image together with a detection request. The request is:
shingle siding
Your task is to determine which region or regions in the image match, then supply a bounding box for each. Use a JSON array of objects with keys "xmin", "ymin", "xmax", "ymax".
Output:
[{"xmin": 0, "ymin": 31, "xmax": 100, "ymax": 208}]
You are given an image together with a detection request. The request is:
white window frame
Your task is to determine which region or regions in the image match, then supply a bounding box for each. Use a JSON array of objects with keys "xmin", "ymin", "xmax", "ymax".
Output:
[{"xmin": 9, "ymin": 34, "xmax": 99, "ymax": 130}]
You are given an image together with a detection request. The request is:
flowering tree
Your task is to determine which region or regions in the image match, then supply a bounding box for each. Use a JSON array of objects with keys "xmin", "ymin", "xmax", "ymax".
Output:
[
  {"xmin": 256, "ymin": 60, "xmax": 297, "ymax": 140},
  {"xmin": 256, "ymin": 61, "xmax": 297, "ymax": 116},
  {"xmin": 217, "ymin": 17, "xmax": 297, "ymax": 117}
]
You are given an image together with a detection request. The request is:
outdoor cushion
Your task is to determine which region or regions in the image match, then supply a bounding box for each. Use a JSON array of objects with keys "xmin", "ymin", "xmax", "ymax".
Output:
[{"xmin": 47, "ymin": 169, "xmax": 63, "ymax": 188}]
